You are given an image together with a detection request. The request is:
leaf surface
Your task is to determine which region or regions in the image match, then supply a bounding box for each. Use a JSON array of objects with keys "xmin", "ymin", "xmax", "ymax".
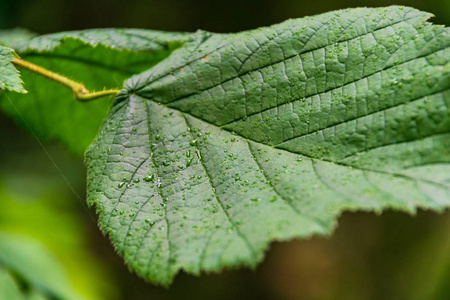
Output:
[
  {"xmin": 86, "ymin": 6, "xmax": 449, "ymax": 285},
  {"xmin": 0, "ymin": 29, "xmax": 190, "ymax": 155},
  {"xmin": 0, "ymin": 45, "xmax": 25, "ymax": 93},
  {"xmin": 0, "ymin": 28, "xmax": 36, "ymax": 48}
]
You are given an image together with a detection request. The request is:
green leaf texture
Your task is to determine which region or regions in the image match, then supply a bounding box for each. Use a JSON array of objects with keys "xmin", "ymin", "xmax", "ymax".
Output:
[
  {"xmin": 0, "ymin": 45, "xmax": 26, "ymax": 93},
  {"xmin": 0, "ymin": 29, "xmax": 190, "ymax": 155},
  {"xmin": 86, "ymin": 6, "xmax": 450, "ymax": 285}
]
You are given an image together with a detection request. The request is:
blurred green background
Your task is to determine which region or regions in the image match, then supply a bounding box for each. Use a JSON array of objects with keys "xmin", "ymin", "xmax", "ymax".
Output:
[{"xmin": 0, "ymin": 0, "xmax": 449, "ymax": 299}]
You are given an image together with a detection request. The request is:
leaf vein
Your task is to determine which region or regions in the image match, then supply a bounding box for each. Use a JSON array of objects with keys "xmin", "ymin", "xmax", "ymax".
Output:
[
  {"xmin": 182, "ymin": 113, "xmax": 257, "ymax": 258},
  {"xmin": 247, "ymin": 141, "xmax": 328, "ymax": 229},
  {"xmin": 145, "ymin": 100, "xmax": 173, "ymax": 281},
  {"xmin": 276, "ymin": 88, "xmax": 449, "ymax": 146},
  {"xmin": 157, "ymin": 14, "xmax": 425, "ymax": 107},
  {"xmin": 222, "ymin": 46, "xmax": 448, "ymax": 127}
]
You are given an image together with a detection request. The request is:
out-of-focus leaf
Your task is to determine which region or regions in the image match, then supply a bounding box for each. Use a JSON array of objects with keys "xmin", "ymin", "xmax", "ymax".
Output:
[
  {"xmin": 0, "ymin": 29, "xmax": 191, "ymax": 155},
  {"xmin": 0, "ymin": 28, "xmax": 36, "ymax": 48},
  {"xmin": 0, "ymin": 232, "xmax": 84, "ymax": 300},
  {"xmin": 0, "ymin": 179, "xmax": 117, "ymax": 300}
]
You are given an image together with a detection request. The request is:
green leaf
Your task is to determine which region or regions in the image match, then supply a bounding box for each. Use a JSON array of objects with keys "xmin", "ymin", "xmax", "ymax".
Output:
[
  {"xmin": 0, "ymin": 266, "xmax": 51, "ymax": 300},
  {"xmin": 0, "ymin": 178, "xmax": 117, "ymax": 300},
  {"xmin": 0, "ymin": 28, "xmax": 36, "ymax": 48},
  {"xmin": 0, "ymin": 45, "xmax": 26, "ymax": 93},
  {"xmin": 0, "ymin": 267, "xmax": 27, "ymax": 300},
  {"xmin": 0, "ymin": 232, "xmax": 85, "ymax": 300},
  {"xmin": 86, "ymin": 6, "xmax": 448, "ymax": 286},
  {"xmin": 0, "ymin": 29, "xmax": 190, "ymax": 155}
]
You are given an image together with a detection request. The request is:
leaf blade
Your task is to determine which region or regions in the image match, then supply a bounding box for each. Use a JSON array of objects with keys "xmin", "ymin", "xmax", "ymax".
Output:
[{"xmin": 86, "ymin": 6, "xmax": 450, "ymax": 285}]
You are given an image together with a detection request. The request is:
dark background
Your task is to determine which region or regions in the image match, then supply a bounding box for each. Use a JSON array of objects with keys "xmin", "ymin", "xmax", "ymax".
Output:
[
  {"xmin": 0, "ymin": 0, "xmax": 449, "ymax": 299},
  {"xmin": 1, "ymin": 0, "xmax": 449, "ymax": 33}
]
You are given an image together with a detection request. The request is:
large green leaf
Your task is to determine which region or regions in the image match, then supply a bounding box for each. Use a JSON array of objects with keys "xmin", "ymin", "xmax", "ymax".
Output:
[
  {"xmin": 0, "ymin": 29, "xmax": 190, "ymax": 155},
  {"xmin": 89, "ymin": 6, "xmax": 447, "ymax": 285}
]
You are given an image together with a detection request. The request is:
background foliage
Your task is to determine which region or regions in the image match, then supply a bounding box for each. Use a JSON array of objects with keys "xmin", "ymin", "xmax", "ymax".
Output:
[{"xmin": 0, "ymin": 0, "xmax": 449, "ymax": 299}]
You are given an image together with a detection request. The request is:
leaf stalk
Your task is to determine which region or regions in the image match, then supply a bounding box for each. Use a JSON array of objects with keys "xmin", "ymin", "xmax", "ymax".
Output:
[{"xmin": 12, "ymin": 57, "xmax": 120, "ymax": 101}]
